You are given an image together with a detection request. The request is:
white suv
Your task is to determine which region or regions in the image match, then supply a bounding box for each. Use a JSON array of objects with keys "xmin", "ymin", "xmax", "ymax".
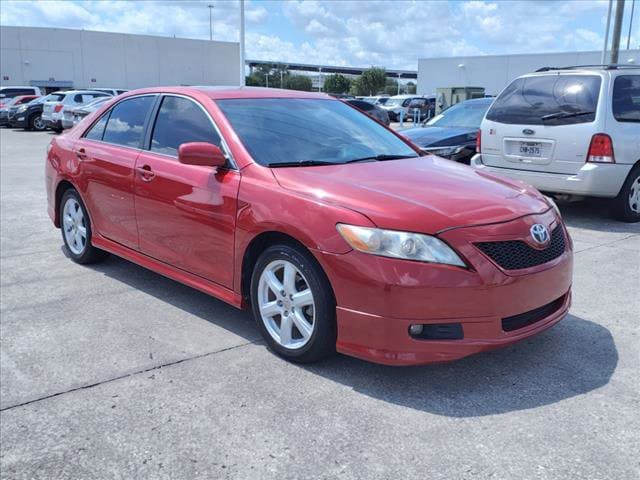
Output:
[{"xmin": 472, "ymin": 66, "xmax": 640, "ymax": 222}]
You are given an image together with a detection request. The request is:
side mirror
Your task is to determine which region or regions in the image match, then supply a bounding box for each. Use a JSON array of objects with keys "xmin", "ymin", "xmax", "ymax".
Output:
[{"xmin": 178, "ymin": 142, "xmax": 226, "ymax": 168}]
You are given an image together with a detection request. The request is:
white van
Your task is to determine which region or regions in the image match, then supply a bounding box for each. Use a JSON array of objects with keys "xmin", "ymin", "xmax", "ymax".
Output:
[{"xmin": 472, "ymin": 66, "xmax": 639, "ymax": 222}]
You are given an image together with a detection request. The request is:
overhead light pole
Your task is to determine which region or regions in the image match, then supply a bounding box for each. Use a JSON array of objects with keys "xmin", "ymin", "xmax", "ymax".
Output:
[
  {"xmin": 602, "ymin": 0, "xmax": 613, "ymax": 64},
  {"xmin": 627, "ymin": 0, "xmax": 635, "ymax": 50},
  {"xmin": 240, "ymin": 0, "xmax": 245, "ymax": 86},
  {"xmin": 611, "ymin": 0, "xmax": 625, "ymax": 64},
  {"xmin": 208, "ymin": 4, "xmax": 213, "ymax": 41}
]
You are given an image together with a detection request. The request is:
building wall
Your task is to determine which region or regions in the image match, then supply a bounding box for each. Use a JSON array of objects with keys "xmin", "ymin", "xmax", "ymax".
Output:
[
  {"xmin": 0, "ymin": 26, "xmax": 240, "ymax": 90},
  {"xmin": 418, "ymin": 50, "xmax": 640, "ymax": 96}
]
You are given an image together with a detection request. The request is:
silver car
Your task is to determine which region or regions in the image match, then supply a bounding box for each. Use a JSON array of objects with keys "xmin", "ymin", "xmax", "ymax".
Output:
[
  {"xmin": 473, "ymin": 66, "xmax": 640, "ymax": 222},
  {"xmin": 68, "ymin": 96, "xmax": 112, "ymax": 127},
  {"xmin": 42, "ymin": 90, "xmax": 111, "ymax": 132}
]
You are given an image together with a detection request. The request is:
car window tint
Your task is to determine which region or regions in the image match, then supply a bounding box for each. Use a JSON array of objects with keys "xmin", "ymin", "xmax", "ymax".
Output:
[
  {"xmin": 486, "ymin": 74, "xmax": 601, "ymax": 125},
  {"xmin": 349, "ymin": 100, "xmax": 373, "ymax": 111},
  {"xmin": 612, "ymin": 75, "xmax": 640, "ymax": 123},
  {"xmin": 150, "ymin": 96, "xmax": 221, "ymax": 156},
  {"xmin": 85, "ymin": 114, "xmax": 109, "ymax": 141},
  {"xmin": 102, "ymin": 96, "xmax": 154, "ymax": 148}
]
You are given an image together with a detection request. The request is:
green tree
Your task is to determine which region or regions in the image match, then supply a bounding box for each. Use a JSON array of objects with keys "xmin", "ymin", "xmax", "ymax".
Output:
[
  {"xmin": 406, "ymin": 81, "xmax": 417, "ymax": 94},
  {"xmin": 384, "ymin": 77, "xmax": 398, "ymax": 95},
  {"xmin": 323, "ymin": 74, "xmax": 351, "ymax": 94},
  {"xmin": 284, "ymin": 75, "xmax": 313, "ymax": 91},
  {"xmin": 351, "ymin": 67, "xmax": 387, "ymax": 96}
]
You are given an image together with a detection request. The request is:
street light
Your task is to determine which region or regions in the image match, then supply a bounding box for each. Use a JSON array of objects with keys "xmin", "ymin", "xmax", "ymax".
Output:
[{"xmin": 208, "ymin": 4, "xmax": 214, "ymax": 41}]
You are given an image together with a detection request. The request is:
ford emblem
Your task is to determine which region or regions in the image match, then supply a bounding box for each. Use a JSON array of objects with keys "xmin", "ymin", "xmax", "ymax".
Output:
[{"xmin": 523, "ymin": 128, "xmax": 535, "ymax": 135}]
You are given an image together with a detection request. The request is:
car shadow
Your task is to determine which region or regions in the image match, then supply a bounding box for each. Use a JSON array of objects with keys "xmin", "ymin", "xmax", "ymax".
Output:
[
  {"xmin": 82, "ymin": 251, "xmax": 617, "ymax": 418},
  {"xmin": 558, "ymin": 198, "xmax": 633, "ymax": 233}
]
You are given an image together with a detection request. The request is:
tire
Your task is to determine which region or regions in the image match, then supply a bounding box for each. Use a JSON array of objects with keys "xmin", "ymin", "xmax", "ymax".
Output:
[
  {"xmin": 59, "ymin": 189, "xmax": 109, "ymax": 264},
  {"xmin": 250, "ymin": 243, "xmax": 336, "ymax": 363},
  {"xmin": 29, "ymin": 114, "xmax": 46, "ymax": 131},
  {"xmin": 611, "ymin": 165, "xmax": 640, "ymax": 223}
]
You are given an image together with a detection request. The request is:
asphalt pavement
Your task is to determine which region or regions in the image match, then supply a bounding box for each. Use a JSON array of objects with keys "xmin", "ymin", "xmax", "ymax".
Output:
[{"xmin": 1, "ymin": 127, "xmax": 638, "ymax": 479}]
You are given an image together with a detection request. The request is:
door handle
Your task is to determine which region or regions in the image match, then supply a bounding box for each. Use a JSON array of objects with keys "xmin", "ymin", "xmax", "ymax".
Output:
[
  {"xmin": 136, "ymin": 165, "xmax": 155, "ymax": 182},
  {"xmin": 75, "ymin": 147, "xmax": 87, "ymax": 160}
]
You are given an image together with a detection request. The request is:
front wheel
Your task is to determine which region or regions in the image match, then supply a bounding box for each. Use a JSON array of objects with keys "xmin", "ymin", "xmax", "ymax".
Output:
[
  {"xmin": 60, "ymin": 189, "xmax": 109, "ymax": 264},
  {"xmin": 29, "ymin": 114, "xmax": 46, "ymax": 131},
  {"xmin": 250, "ymin": 244, "xmax": 336, "ymax": 363},
  {"xmin": 611, "ymin": 166, "xmax": 640, "ymax": 223}
]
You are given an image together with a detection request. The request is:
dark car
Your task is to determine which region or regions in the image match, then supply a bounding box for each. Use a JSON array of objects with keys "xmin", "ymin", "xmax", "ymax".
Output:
[
  {"xmin": 10, "ymin": 92, "xmax": 65, "ymax": 131},
  {"xmin": 0, "ymin": 95, "xmax": 39, "ymax": 126},
  {"xmin": 346, "ymin": 99, "xmax": 390, "ymax": 125},
  {"xmin": 400, "ymin": 97, "xmax": 493, "ymax": 163}
]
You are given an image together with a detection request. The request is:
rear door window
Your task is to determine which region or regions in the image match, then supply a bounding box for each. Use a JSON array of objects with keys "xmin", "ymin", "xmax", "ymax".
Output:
[
  {"xmin": 149, "ymin": 96, "xmax": 221, "ymax": 156},
  {"xmin": 612, "ymin": 75, "xmax": 640, "ymax": 123},
  {"xmin": 102, "ymin": 96, "xmax": 155, "ymax": 148},
  {"xmin": 485, "ymin": 74, "xmax": 601, "ymax": 125}
]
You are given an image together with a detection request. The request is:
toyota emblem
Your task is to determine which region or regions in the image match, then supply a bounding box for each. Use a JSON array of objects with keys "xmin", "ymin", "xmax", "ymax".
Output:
[{"xmin": 530, "ymin": 224, "xmax": 550, "ymax": 245}]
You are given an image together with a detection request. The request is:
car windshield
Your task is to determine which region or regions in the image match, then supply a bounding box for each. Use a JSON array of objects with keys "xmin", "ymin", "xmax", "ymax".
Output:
[
  {"xmin": 485, "ymin": 74, "xmax": 601, "ymax": 125},
  {"xmin": 426, "ymin": 101, "xmax": 491, "ymax": 128},
  {"xmin": 384, "ymin": 98, "xmax": 405, "ymax": 106},
  {"xmin": 216, "ymin": 98, "xmax": 418, "ymax": 166}
]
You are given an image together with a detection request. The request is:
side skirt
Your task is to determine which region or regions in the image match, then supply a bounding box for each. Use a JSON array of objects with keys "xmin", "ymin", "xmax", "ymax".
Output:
[{"xmin": 91, "ymin": 235, "xmax": 243, "ymax": 309}]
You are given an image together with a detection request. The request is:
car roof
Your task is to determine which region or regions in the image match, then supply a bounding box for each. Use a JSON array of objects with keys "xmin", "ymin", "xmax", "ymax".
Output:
[{"xmin": 118, "ymin": 86, "xmax": 332, "ymax": 100}]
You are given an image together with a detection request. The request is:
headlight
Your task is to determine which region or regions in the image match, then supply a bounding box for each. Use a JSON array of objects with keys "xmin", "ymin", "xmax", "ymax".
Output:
[
  {"xmin": 336, "ymin": 224, "xmax": 466, "ymax": 267},
  {"xmin": 16, "ymin": 105, "xmax": 28, "ymax": 113},
  {"xmin": 422, "ymin": 145, "xmax": 464, "ymax": 157}
]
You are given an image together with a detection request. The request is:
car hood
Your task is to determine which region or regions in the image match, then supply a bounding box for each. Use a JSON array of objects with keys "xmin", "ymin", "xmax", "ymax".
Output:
[
  {"xmin": 271, "ymin": 156, "xmax": 549, "ymax": 233},
  {"xmin": 401, "ymin": 126, "xmax": 477, "ymax": 147}
]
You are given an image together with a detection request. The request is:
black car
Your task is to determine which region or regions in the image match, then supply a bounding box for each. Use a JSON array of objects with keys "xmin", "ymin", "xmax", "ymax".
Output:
[
  {"xmin": 10, "ymin": 93, "xmax": 64, "ymax": 131},
  {"xmin": 346, "ymin": 99, "xmax": 390, "ymax": 125},
  {"xmin": 400, "ymin": 97, "xmax": 493, "ymax": 163}
]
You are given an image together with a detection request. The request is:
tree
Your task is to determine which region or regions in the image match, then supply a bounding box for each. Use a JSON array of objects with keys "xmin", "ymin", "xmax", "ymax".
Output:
[
  {"xmin": 284, "ymin": 75, "xmax": 313, "ymax": 91},
  {"xmin": 406, "ymin": 81, "xmax": 417, "ymax": 94},
  {"xmin": 323, "ymin": 74, "xmax": 351, "ymax": 94},
  {"xmin": 350, "ymin": 67, "xmax": 387, "ymax": 96},
  {"xmin": 384, "ymin": 77, "xmax": 398, "ymax": 95}
]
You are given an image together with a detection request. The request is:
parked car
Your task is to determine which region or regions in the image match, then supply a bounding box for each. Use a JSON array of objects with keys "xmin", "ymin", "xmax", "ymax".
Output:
[
  {"xmin": 0, "ymin": 95, "xmax": 39, "ymax": 126},
  {"xmin": 346, "ymin": 99, "xmax": 390, "ymax": 125},
  {"xmin": 11, "ymin": 93, "xmax": 64, "ymax": 131},
  {"xmin": 46, "ymin": 86, "xmax": 572, "ymax": 366},
  {"xmin": 0, "ymin": 86, "xmax": 42, "ymax": 105},
  {"xmin": 472, "ymin": 65, "xmax": 640, "ymax": 222},
  {"xmin": 360, "ymin": 95, "xmax": 390, "ymax": 105},
  {"xmin": 88, "ymin": 88, "xmax": 128, "ymax": 96},
  {"xmin": 380, "ymin": 95, "xmax": 435, "ymax": 122},
  {"xmin": 42, "ymin": 90, "xmax": 111, "ymax": 132},
  {"xmin": 400, "ymin": 98, "xmax": 493, "ymax": 163},
  {"xmin": 64, "ymin": 96, "xmax": 113, "ymax": 129}
]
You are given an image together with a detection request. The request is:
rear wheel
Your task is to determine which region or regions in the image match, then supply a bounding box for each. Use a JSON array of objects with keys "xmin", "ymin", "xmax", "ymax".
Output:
[
  {"xmin": 611, "ymin": 165, "xmax": 640, "ymax": 223},
  {"xmin": 250, "ymin": 244, "xmax": 336, "ymax": 363},
  {"xmin": 60, "ymin": 189, "xmax": 109, "ymax": 264}
]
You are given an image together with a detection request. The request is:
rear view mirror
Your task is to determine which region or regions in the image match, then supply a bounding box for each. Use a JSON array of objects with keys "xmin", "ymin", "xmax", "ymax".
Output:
[{"xmin": 178, "ymin": 142, "xmax": 226, "ymax": 168}]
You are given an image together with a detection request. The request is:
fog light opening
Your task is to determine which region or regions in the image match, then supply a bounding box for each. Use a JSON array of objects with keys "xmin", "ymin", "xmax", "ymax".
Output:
[{"xmin": 409, "ymin": 324, "xmax": 424, "ymax": 336}]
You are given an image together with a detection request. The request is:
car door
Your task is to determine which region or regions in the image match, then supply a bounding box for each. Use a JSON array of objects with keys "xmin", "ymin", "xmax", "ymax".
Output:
[
  {"xmin": 76, "ymin": 94, "xmax": 156, "ymax": 249},
  {"xmin": 133, "ymin": 94, "xmax": 240, "ymax": 288},
  {"xmin": 608, "ymin": 74, "xmax": 640, "ymax": 167}
]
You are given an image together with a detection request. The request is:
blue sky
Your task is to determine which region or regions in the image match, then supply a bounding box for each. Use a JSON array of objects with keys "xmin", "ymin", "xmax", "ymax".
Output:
[{"xmin": 1, "ymin": 1, "xmax": 638, "ymax": 70}]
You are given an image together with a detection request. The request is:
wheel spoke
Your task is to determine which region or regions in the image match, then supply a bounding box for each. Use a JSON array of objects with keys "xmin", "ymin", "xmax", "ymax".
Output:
[
  {"xmin": 292, "ymin": 310, "xmax": 313, "ymax": 339},
  {"xmin": 279, "ymin": 315, "xmax": 293, "ymax": 346},
  {"xmin": 292, "ymin": 288, "xmax": 313, "ymax": 308},
  {"xmin": 283, "ymin": 263, "xmax": 297, "ymax": 293},
  {"xmin": 77, "ymin": 224, "xmax": 87, "ymax": 239},
  {"xmin": 75, "ymin": 231, "xmax": 83, "ymax": 248},
  {"xmin": 72, "ymin": 204, "xmax": 83, "ymax": 222},
  {"xmin": 260, "ymin": 301, "xmax": 280, "ymax": 318}
]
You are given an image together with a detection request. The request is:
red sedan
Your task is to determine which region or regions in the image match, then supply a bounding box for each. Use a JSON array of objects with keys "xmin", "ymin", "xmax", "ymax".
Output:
[{"xmin": 45, "ymin": 87, "xmax": 573, "ymax": 366}]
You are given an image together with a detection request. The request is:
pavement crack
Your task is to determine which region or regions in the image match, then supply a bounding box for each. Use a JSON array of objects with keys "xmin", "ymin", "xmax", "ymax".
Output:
[{"xmin": 0, "ymin": 340, "xmax": 257, "ymax": 412}]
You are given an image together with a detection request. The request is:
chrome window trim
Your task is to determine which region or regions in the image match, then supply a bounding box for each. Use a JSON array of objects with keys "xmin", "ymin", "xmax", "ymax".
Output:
[{"xmin": 148, "ymin": 93, "xmax": 238, "ymax": 170}]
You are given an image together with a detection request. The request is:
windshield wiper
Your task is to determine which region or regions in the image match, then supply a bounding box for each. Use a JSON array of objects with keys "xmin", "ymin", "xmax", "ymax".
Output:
[
  {"xmin": 541, "ymin": 110, "xmax": 595, "ymax": 121},
  {"xmin": 344, "ymin": 154, "xmax": 418, "ymax": 163},
  {"xmin": 267, "ymin": 160, "xmax": 337, "ymax": 167}
]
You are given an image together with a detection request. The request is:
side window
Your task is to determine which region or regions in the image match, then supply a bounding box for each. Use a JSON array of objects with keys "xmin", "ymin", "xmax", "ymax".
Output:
[
  {"xmin": 84, "ymin": 114, "xmax": 109, "ymax": 141},
  {"xmin": 612, "ymin": 75, "xmax": 640, "ymax": 123},
  {"xmin": 150, "ymin": 96, "xmax": 221, "ymax": 156},
  {"xmin": 102, "ymin": 96, "xmax": 155, "ymax": 148}
]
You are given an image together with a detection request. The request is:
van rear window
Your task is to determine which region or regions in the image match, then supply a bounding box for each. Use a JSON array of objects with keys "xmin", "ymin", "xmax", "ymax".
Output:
[{"xmin": 486, "ymin": 75, "xmax": 601, "ymax": 125}]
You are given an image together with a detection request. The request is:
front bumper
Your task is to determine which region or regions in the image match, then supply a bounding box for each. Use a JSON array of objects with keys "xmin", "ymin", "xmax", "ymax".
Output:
[
  {"xmin": 315, "ymin": 209, "xmax": 573, "ymax": 365},
  {"xmin": 471, "ymin": 154, "xmax": 632, "ymax": 198}
]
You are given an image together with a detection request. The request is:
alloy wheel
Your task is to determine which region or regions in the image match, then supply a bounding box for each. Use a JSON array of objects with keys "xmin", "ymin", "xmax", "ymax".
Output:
[
  {"xmin": 33, "ymin": 116, "xmax": 45, "ymax": 131},
  {"xmin": 257, "ymin": 259, "xmax": 316, "ymax": 349},
  {"xmin": 62, "ymin": 197, "xmax": 87, "ymax": 255},
  {"xmin": 629, "ymin": 175, "xmax": 640, "ymax": 214}
]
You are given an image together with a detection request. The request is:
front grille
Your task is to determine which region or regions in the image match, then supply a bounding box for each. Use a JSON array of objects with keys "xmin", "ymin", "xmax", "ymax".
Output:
[
  {"xmin": 502, "ymin": 295, "xmax": 566, "ymax": 332},
  {"xmin": 475, "ymin": 226, "xmax": 565, "ymax": 270}
]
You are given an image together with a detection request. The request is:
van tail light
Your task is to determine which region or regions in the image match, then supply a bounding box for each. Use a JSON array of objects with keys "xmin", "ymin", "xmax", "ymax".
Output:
[
  {"xmin": 586, "ymin": 134, "xmax": 615, "ymax": 163},
  {"xmin": 476, "ymin": 129, "xmax": 481, "ymax": 153},
  {"xmin": 53, "ymin": 104, "xmax": 63, "ymax": 113}
]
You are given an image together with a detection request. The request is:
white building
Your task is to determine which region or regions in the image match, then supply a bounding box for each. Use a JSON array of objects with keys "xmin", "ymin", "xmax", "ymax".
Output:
[
  {"xmin": 418, "ymin": 49, "xmax": 640, "ymax": 96},
  {"xmin": 0, "ymin": 26, "xmax": 240, "ymax": 91}
]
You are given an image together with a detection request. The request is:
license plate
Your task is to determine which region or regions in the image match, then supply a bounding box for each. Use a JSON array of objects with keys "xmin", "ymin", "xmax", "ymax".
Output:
[{"xmin": 519, "ymin": 142, "xmax": 542, "ymax": 157}]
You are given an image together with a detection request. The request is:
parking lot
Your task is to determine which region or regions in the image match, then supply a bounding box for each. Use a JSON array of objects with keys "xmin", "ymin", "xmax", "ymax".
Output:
[{"xmin": 0, "ymin": 127, "xmax": 638, "ymax": 479}]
